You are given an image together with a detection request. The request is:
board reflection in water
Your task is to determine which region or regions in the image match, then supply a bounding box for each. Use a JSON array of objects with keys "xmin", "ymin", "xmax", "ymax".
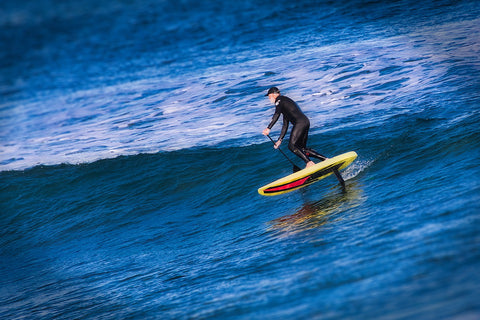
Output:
[{"xmin": 268, "ymin": 182, "xmax": 364, "ymax": 239}]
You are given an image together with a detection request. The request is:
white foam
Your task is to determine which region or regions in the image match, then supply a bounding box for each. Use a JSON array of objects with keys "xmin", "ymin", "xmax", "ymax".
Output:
[
  {"xmin": 2, "ymin": 18, "xmax": 477, "ymax": 171},
  {"xmin": 343, "ymin": 159, "xmax": 374, "ymax": 181}
]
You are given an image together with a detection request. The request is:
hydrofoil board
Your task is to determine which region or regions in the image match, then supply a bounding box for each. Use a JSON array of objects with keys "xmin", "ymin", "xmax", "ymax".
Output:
[{"xmin": 258, "ymin": 151, "xmax": 357, "ymax": 196}]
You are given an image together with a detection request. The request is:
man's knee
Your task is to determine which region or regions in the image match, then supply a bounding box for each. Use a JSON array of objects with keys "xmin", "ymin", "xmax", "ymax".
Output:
[{"xmin": 288, "ymin": 141, "xmax": 296, "ymax": 153}]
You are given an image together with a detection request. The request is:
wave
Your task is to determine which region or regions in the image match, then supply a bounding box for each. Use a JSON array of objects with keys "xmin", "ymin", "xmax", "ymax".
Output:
[
  {"xmin": 3, "ymin": 97, "xmax": 477, "ymax": 198},
  {"xmin": 1, "ymin": 6, "xmax": 478, "ymax": 173}
]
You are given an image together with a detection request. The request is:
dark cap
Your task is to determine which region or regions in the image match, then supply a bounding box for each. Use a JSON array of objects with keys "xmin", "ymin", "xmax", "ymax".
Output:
[{"xmin": 265, "ymin": 86, "xmax": 280, "ymax": 96}]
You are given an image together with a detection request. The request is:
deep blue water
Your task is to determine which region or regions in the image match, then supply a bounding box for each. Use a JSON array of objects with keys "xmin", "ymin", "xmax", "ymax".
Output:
[{"xmin": 1, "ymin": 0, "xmax": 480, "ymax": 319}]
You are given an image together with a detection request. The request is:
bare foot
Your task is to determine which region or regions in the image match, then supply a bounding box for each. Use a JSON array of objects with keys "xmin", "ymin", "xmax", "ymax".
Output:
[{"xmin": 306, "ymin": 161, "xmax": 315, "ymax": 168}]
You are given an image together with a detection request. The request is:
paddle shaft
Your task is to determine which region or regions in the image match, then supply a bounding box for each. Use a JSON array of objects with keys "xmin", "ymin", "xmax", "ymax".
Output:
[{"xmin": 266, "ymin": 135, "xmax": 301, "ymax": 172}]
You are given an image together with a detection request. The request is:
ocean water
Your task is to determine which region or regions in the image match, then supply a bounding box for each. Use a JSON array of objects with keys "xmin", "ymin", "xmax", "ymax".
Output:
[{"xmin": 1, "ymin": 0, "xmax": 479, "ymax": 318}]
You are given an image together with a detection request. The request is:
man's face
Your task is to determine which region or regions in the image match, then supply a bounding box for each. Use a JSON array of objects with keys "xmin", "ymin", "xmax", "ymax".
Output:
[{"xmin": 268, "ymin": 93, "xmax": 278, "ymax": 104}]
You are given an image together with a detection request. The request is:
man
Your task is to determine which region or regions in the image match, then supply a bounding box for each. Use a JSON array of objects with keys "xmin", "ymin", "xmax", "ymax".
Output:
[{"xmin": 262, "ymin": 86, "xmax": 327, "ymax": 168}]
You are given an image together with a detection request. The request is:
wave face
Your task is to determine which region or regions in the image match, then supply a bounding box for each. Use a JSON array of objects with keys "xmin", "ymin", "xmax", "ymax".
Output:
[{"xmin": 1, "ymin": 0, "xmax": 480, "ymax": 319}]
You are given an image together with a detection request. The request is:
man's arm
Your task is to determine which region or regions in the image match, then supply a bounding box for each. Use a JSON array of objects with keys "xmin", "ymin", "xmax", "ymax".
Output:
[
  {"xmin": 278, "ymin": 114, "xmax": 289, "ymax": 140},
  {"xmin": 263, "ymin": 105, "xmax": 281, "ymax": 137},
  {"xmin": 267, "ymin": 109, "xmax": 281, "ymax": 130}
]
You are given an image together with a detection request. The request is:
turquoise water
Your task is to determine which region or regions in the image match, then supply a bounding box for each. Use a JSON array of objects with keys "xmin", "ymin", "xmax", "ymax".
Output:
[{"xmin": 1, "ymin": 0, "xmax": 479, "ymax": 318}]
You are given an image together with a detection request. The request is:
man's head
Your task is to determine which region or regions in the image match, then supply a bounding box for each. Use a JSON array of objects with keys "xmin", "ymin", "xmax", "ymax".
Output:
[{"xmin": 265, "ymin": 87, "xmax": 280, "ymax": 104}]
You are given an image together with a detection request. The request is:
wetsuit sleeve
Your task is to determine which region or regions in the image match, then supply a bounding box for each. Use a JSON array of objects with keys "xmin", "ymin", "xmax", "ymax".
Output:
[
  {"xmin": 279, "ymin": 114, "xmax": 289, "ymax": 140},
  {"xmin": 267, "ymin": 105, "xmax": 281, "ymax": 129}
]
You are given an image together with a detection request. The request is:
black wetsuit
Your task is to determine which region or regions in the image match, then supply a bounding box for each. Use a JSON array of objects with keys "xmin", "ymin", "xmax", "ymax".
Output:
[{"xmin": 267, "ymin": 95, "xmax": 326, "ymax": 163}]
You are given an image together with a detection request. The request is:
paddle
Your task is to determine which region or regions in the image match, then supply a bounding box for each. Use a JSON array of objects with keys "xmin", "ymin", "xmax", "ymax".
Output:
[{"xmin": 266, "ymin": 135, "xmax": 301, "ymax": 172}]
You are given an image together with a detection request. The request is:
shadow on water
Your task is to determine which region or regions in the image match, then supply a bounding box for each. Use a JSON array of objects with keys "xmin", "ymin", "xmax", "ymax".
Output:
[{"xmin": 267, "ymin": 181, "xmax": 364, "ymax": 239}]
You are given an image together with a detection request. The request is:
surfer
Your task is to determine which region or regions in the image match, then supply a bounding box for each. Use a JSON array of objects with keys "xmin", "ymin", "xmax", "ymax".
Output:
[{"xmin": 262, "ymin": 86, "xmax": 327, "ymax": 168}]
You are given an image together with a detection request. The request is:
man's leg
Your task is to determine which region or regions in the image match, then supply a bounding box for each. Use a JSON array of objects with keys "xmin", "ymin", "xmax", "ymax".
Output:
[
  {"xmin": 304, "ymin": 148, "xmax": 328, "ymax": 161},
  {"xmin": 293, "ymin": 121, "xmax": 327, "ymax": 162},
  {"xmin": 288, "ymin": 124, "xmax": 313, "ymax": 166}
]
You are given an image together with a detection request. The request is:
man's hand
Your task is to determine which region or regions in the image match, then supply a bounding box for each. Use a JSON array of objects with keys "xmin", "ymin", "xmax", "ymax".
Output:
[
  {"xmin": 262, "ymin": 128, "xmax": 270, "ymax": 136},
  {"xmin": 274, "ymin": 139, "xmax": 282, "ymax": 149}
]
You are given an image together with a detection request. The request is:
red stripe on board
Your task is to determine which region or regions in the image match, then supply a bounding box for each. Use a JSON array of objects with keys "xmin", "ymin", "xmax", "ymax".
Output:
[{"xmin": 265, "ymin": 176, "xmax": 311, "ymax": 193}]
